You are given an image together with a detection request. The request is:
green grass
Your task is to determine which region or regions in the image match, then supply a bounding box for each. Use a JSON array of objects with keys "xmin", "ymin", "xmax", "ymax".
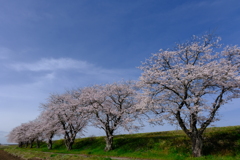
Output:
[
  {"xmin": 5, "ymin": 147, "xmax": 115, "ymax": 160},
  {"xmin": 5, "ymin": 126, "xmax": 240, "ymax": 160},
  {"xmin": 0, "ymin": 145, "xmax": 9, "ymax": 150}
]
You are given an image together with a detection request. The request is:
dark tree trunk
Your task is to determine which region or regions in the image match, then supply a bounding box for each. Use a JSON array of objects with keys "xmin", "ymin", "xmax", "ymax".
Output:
[
  {"xmin": 64, "ymin": 140, "xmax": 74, "ymax": 150},
  {"xmin": 104, "ymin": 128, "xmax": 114, "ymax": 151},
  {"xmin": 61, "ymin": 122, "xmax": 78, "ymax": 150},
  {"xmin": 36, "ymin": 139, "xmax": 40, "ymax": 148},
  {"xmin": 64, "ymin": 132, "xmax": 76, "ymax": 150},
  {"xmin": 47, "ymin": 139, "xmax": 53, "ymax": 150},
  {"xmin": 25, "ymin": 142, "xmax": 29, "ymax": 148},
  {"xmin": 104, "ymin": 135, "xmax": 113, "ymax": 151},
  {"xmin": 176, "ymin": 110, "xmax": 204, "ymax": 157},
  {"xmin": 191, "ymin": 134, "xmax": 203, "ymax": 157},
  {"xmin": 30, "ymin": 139, "xmax": 34, "ymax": 148},
  {"xmin": 47, "ymin": 132, "xmax": 54, "ymax": 150},
  {"xmin": 18, "ymin": 142, "xmax": 23, "ymax": 148}
]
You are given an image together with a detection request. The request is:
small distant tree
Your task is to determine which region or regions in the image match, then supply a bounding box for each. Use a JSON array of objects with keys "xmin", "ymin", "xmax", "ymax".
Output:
[
  {"xmin": 139, "ymin": 34, "xmax": 240, "ymax": 157},
  {"xmin": 7, "ymin": 126, "xmax": 21, "ymax": 147},
  {"xmin": 7, "ymin": 123, "xmax": 30, "ymax": 147},
  {"xmin": 81, "ymin": 81, "xmax": 142, "ymax": 151}
]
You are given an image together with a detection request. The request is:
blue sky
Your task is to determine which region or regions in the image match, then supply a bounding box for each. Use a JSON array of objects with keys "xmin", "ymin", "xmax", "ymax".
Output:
[{"xmin": 1, "ymin": 0, "xmax": 240, "ymax": 144}]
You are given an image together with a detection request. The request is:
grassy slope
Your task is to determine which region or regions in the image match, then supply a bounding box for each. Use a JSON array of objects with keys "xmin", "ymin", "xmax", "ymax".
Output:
[{"xmin": 5, "ymin": 126, "xmax": 240, "ymax": 160}]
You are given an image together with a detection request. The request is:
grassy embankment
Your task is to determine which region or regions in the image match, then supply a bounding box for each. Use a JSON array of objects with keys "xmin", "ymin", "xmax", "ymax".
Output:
[{"xmin": 4, "ymin": 126, "xmax": 240, "ymax": 160}]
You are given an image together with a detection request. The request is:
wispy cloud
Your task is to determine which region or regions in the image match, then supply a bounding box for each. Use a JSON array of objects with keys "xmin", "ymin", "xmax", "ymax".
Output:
[
  {"xmin": 9, "ymin": 58, "xmax": 92, "ymax": 71},
  {"xmin": 7, "ymin": 58, "xmax": 140, "ymax": 81}
]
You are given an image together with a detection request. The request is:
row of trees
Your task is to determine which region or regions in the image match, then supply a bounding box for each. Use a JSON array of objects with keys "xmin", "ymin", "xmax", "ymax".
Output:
[
  {"xmin": 7, "ymin": 34, "xmax": 240, "ymax": 157},
  {"xmin": 8, "ymin": 82, "xmax": 142, "ymax": 151}
]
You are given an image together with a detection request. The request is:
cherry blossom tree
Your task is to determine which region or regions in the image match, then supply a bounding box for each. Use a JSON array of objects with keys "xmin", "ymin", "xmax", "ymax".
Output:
[
  {"xmin": 24, "ymin": 119, "xmax": 43, "ymax": 148},
  {"xmin": 37, "ymin": 110, "xmax": 61, "ymax": 149},
  {"xmin": 8, "ymin": 114, "xmax": 58, "ymax": 149},
  {"xmin": 81, "ymin": 81, "xmax": 142, "ymax": 151},
  {"xmin": 43, "ymin": 90, "xmax": 89, "ymax": 150},
  {"xmin": 139, "ymin": 34, "xmax": 240, "ymax": 157},
  {"xmin": 7, "ymin": 121, "xmax": 39, "ymax": 148},
  {"xmin": 7, "ymin": 124, "xmax": 26, "ymax": 147}
]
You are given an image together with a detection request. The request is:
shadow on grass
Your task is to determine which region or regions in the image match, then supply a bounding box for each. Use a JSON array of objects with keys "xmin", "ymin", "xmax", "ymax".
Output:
[{"xmin": 204, "ymin": 127, "xmax": 240, "ymax": 156}]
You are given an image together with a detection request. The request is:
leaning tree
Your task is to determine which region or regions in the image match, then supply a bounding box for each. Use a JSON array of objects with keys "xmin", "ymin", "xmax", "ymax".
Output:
[{"xmin": 139, "ymin": 34, "xmax": 240, "ymax": 157}]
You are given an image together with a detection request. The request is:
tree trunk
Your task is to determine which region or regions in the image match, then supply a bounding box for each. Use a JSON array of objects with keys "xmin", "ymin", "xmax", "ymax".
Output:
[
  {"xmin": 64, "ymin": 140, "xmax": 74, "ymax": 150},
  {"xmin": 30, "ymin": 139, "xmax": 34, "ymax": 148},
  {"xmin": 47, "ymin": 139, "xmax": 53, "ymax": 150},
  {"xmin": 191, "ymin": 134, "xmax": 203, "ymax": 157},
  {"xmin": 36, "ymin": 139, "xmax": 40, "ymax": 148},
  {"xmin": 64, "ymin": 131, "xmax": 76, "ymax": 150},
  {"xmin": 25, "ymin": 142, "xmax": 29, "ymax": 148},
  {"xmin": 30, "ymin": 143, "xmax": 33, "ymax": 148},
  {"xmin": 104, "ymin": 135, "xmax": 113, "ymax": 151},
  {"xmin": 47, "ymin": 133, "xmax": 54, "ymax": 149},
  {"xmin": 18, "ymin": 142, "xmax": 23, "ymax": 148}
]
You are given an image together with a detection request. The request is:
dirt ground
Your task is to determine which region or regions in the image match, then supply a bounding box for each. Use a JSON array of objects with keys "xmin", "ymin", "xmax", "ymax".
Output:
[
  {"xmin": 0, "ymin": 150, "xmax": 24, "ymax": 160},
  {"xmin": 0, "ymin": 150, "xmax": 40, "ymax": 160}
]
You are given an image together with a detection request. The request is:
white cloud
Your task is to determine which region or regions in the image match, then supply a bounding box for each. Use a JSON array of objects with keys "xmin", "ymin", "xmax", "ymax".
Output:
[
  {"xmin": 43, "ymin": 72, "xmax": 56, "ymax": 80},
  {"xmin": 10, "ymin": 58, "xmax": 92, "ymax": 71},
  {"xmin": 7, "ymin": 57, "xmax": 140, "ymax": 83}
]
